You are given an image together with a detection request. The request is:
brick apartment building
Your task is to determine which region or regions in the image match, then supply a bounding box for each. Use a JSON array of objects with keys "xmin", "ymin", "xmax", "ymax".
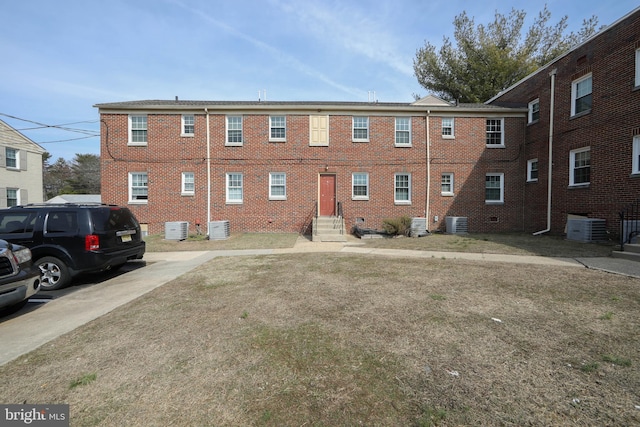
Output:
[
  {"xmin": 96, "ymin": 5, "xmax": 640, "ymax": 240},
  {"xmin": 95, "ymin": 97, "xmax": 526, "ymax": 237},
  {"xmin": 488, "ymin": 6, "xmax": 640, "ymax": 240}
]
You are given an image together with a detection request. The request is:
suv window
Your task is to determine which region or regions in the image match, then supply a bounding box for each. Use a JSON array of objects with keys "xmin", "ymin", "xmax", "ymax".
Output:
[
  {"xmin": 0, "ymin": 212, "xmax": 36, "ymax": 233},
  {"xmin": 45, "ymin": 212, "xmax": 78, "ymax": 234},
  {"xmin": 90, "ymin": 207, "xmax": 139, "ymax": 232}
]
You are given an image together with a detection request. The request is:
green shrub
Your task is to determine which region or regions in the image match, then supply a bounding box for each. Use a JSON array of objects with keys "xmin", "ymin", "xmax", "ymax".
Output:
[{"xmin": 382, "ymin": 216, "xmax": 412, "ymax": 236}]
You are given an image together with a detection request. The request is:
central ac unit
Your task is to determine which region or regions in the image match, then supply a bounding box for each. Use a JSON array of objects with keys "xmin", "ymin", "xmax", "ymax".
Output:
[
  {"xmin": 566, "ymin": 218, "xmax": 607, "ymax": 243},
  {"xmin": 165, "ymin": 221, "xmax": 189, "ymax": 240},
  {"xmin": 208, "ymin": 220, "xmax": 230, "ymax": 240},
  {"xmin": 445, "ymin": 216, "xmax": 468, "ymax": 234},
  {"xmin": 410, "ymin": 217, "xmax": 428, "ymax": 237}
]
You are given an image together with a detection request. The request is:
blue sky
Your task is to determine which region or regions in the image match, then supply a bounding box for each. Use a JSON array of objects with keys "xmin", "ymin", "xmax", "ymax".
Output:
[{"xmin": 1, "ymin": 0, "xmax": 637, "ymax": 161}]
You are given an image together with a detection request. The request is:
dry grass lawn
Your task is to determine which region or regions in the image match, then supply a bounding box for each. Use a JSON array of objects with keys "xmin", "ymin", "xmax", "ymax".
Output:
[{"xmin": 2, "ymin": 238, "xmax": 639, "ymax": 426}]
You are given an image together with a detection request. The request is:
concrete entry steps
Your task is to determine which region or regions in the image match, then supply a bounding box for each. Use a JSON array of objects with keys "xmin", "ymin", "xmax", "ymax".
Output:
[
  {"xmin": 612, "ymin": 243, "xmax": 640, "ymax": 262},
  {"xmin": 312, "ymin": 216, "xmax": 347, "ymax": 242}
]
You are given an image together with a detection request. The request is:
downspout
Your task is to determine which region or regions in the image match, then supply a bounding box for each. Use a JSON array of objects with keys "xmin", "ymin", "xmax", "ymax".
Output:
[
  {"xmin": 425, "ymin": 110, "xmax": 431, "ymax": 230},
  {"xmin": 205, "ymin": 108, "xmax": 211, "ymax": 236},
  {"xmin": 533, "ymin": 68, "xmax": 557, "ymax": 235}
]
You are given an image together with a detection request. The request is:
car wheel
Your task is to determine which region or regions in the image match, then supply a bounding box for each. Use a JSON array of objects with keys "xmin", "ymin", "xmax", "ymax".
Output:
[{"xmin": 37, "ymin": 256, "xmax": 70, "ymax": 290}]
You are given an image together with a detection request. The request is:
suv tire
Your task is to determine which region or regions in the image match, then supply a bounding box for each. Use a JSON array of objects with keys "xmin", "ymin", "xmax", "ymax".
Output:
[{"xmin": 38, "ymin": 256, "xmax": 70, "ymax": 291}]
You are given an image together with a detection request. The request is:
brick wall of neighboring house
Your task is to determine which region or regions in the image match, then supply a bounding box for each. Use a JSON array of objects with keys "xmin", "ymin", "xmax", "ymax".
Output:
[
  {"xmin": 489, "ymin": 8, "xmax": 640, "ymax": 238},
  {"xmin": 98, "ymin": 103, "xmax": 527, "ymax": 236}
]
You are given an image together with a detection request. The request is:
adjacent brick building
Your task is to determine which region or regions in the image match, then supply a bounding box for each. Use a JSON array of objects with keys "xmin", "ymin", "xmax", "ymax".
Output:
[{"xmin": 488, "ymin": 6, "xmax": 640, "ymax": 239}]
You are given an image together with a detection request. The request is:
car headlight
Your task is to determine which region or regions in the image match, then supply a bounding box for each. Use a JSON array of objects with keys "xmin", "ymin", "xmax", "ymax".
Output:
[{"xmin": 12, "ymin": 247, "xmax": 32, "ymax": 264}]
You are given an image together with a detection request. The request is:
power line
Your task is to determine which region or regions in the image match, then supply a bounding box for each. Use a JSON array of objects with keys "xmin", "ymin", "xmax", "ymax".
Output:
[{"xmin": 0, "ymin": 113, "xmax": 100, "ymax": 142}]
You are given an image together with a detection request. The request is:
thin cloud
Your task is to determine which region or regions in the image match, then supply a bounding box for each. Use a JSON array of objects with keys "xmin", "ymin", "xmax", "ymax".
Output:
[
  {"xmin": 169, "ymin": 0, "xmax": 363, "ymax": 98},
  {"xmin": 273, "ymin": 0, "xmax": 414, "ymax": 76}
]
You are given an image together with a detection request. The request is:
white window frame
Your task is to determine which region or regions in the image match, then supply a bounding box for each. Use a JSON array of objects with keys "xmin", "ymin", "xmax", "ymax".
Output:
[
  {"xmin": 352, "ymin": 116, "xmax": 369, "ymax": 142},
  {"xmin": 528, "ymin": 99, "xmax": 540, "ymax": 123},
  {"xmin": 527, "ymin": 159, "xmax": 538, "ymax": 182},
  {"xmin": 569, "ymin": 147, "xmax": 591, "ymax": 186},
  {"xmin": 269, "ymin": 172, "xmax": 286, "ymax": 200},
  {"xmin": 181, "ymin": 114, "xmax": 194, "ymax": 136},
  {"xmin": 394, "ymin": 117, "xmax": 411, "ymax": 146},
  {"xmin": 6, "ymin": 188, "xmax": 18, "ymax": 207},
  {"xmin": 5, "ymin": 148, "xmax": 18, "ymax": 169},
  {"xmin": 441, "ymin": 173, "xmax": 454, "ymax": 196},
  {"xmin": 633, "ymin": 136, "xmax": 640, "ymax": 174},
  {"xmin": 226, "ymin": 173, "xmax": 243, "ymax": 203},
  {"xmin": 226, "ymin": 116, "xmax": 243, "ymax": 146},
  {"xmin": 486, "ymin": 118, "xmax": 504, "ymax": 147},
  {"xmin": 485, "ymin": 173, "xmax": 504, "ymax": 204},
  {"xmin": 181, "ymin": 172, "xmax": 195, "ymax": 195},
  {"xmin": 441, "ymin": 117, "xmax": 455, "ymax": 138},
  {"xmin": 571, "ymin": 73, "xmax": 592, "ymax": 117},
  {"xmin": 635, "ymin": 48, "xmax": 640, "ymax": 88},
  {"xmin": 352, "ymin": 172, "xmax": 369, "ymax": 200},
  {"xmin": 269, "ymin": 116, "xmax": 286, "ymax": 142},
  {"xmin": 394, "ymin": 173, "xmax": 411, "ymax": 204},
  {"xmin": 128, "ymin": 172, "xmax": 148, "ymax": 204},
  {"xmin": 128, "ymin": 115, "xmax": 148, "ymax": 145}
]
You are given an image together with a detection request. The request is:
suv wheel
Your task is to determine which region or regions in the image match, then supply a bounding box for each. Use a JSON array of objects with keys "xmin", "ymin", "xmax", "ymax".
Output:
[{"xmin": 38, "ymin": 256, "xmax": 70, "ymax": 290}]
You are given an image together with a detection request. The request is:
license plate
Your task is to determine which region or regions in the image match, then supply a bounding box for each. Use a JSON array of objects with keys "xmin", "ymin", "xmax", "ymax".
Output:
[{"xmin": 121, "ymin": 235, "xmax": 132, "ymax": 242}]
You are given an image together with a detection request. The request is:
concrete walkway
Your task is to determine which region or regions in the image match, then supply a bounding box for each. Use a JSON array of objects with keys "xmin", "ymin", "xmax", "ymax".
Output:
[{"xmin": 1, "ymin": 236, "xmax": 638, "ymax": 366}]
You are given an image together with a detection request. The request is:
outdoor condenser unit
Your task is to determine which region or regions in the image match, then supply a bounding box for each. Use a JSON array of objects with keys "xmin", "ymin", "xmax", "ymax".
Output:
[
  {"xmin": 410, "ymin": 217, "xmax": 428, "ymax": 237},
  {"xmin": 208, "ymin": 220, "xmax": 230, "ymax": 240},
  {"xmin": 445, "ymin": 216, "xmax": 468, "ymax": 234},
  {"xmin": 165, "ymin": 221, "xmax": 189, "ymax": 241},
  {"xmin": 566, "ymin": 218, "xmax": 607, "ymax": 243}
]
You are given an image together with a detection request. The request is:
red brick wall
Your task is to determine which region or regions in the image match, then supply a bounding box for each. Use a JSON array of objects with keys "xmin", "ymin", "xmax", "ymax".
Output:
[
  {"xmin": 428, "ymin": 116, "xmax": 526, "ymax": 233},
  {"xmin": 101, "ymin": 110, "xmax": 525, "ymax": 235},
  {"xmin": 490, "ymin": 9, "xmax": 640, "ymax": 238}
]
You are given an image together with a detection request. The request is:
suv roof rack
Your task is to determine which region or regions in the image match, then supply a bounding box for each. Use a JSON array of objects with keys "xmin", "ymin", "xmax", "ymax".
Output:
[{"xmin": 9, "ymin": 203, "xmax": 120, "ymax": 208}]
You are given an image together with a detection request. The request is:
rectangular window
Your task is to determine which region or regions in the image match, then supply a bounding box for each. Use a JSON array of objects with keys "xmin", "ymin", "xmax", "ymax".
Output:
[
  {"xmin": 5, "ymin": 148, "xmax": 17, "ymax": 169},
  {"xmin": 441, "ymin": 173, "xmax": 454, "ymax": 196},
  {"xmin": 571, "ymin": 74, "xmax": 592, "ymax": 116},
  {"xmin": 442, "ymin": 117, "xmax": 454, "ymax": 138},
  {"xmin": 182, "ymin": 115, "xmax": 194, "ymax": 136},
  {"xmin": 352, "ymin": 116, "xmax": 369, "ymax": 142},
  {"xmin": 269, "ymin": 172, "xmax": 286, "ymax": 200},
  {"xmin": 485, "ymin": 173, "xmax": 504, "ymax": 203},
  {"xmin": 226, "ymin": 173, "xmax": 243, "ymax": 203},
  {"xmin": 633, "ymin": 136, "xmax": 640, "ymax": 174},
  {"xmin": 527, "ymin": 159, "xmax": 538, "ymax": 182},
  {"xmin": 6, "ymin": 188, "xmax": 18, "ymax": 207},
  {"xmin": 395, "ymin": 117, "xmax": 411, "ymax": 146},
  {"xmin": 486, "ymin": 119, "xmax": 504, "ymax": 146},
  {"xmin": 636, "ymin": 48, "xmax": 640, "ymax": 88},
  {"xmin": 528, "ymin": 99, "xmax": 540, "ymax": 123},
  {"xmin": 182, "ymin": 172, "xmax": 195, "ymax": 195},
  {"xmin": 129, "ymin": 115, "xmax": 148, "ymax": 144},
  {"xmin": 570, "ymin": 147, "xmax": 590, "ymax": 186},
  {"xmin": 129, "ymin": 172, "xmax": 148, "ymax": 202},
  {"xmin": 394, "ymin": 173, "xmax": 411, "ymax": 204},
  {"xmin": 226, "ymin": 116, "xmax": 243, "ymax": 145},
  {"xmin": 352, "ymin": 172, "xmax": 369, "ymax": 200},
  {"xmin": 269, "ymin": 116, "xmax": 286, "ymax": 141}
]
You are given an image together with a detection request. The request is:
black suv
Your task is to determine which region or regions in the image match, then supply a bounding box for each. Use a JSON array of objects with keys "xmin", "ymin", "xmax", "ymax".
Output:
[{"xmin": 0, "ymin": 203, "xmax": 145, "ymax": 290}]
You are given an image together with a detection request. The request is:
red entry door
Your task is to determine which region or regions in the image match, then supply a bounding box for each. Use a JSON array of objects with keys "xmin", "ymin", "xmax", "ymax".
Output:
[{"xmin": 319, "ymin": 174, "xmax": 336, "ymax": 216}]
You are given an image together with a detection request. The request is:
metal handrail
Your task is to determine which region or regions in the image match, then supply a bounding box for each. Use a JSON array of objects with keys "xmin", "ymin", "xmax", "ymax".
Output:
[
  {"xmin": 619, "ymin": 198, "xmax": 640, "ymax": 251},
  {"xmin": 337, "ymin": 201, "xmax": 344, "ymax": 235}
]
